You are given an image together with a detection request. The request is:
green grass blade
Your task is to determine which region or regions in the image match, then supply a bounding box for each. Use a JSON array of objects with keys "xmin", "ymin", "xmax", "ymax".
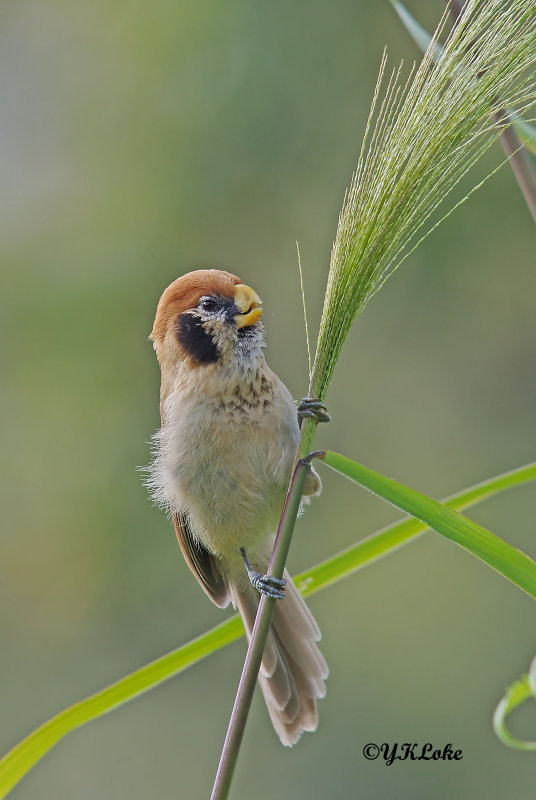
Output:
[
  {"xmin": 321, "ymin": 451, "xmax": 536, "ymax": 599},
  {"xmin": 1, "ymin": 460, "xmax": 535, "ymax": 797},
  {"xmin": 297, "ymin": 460, "xmax": 536, "ymax": 596},
  {"xmin": 389, "ymin": 0, "xmax": 443, "ymax": 61},
  {"xmin": 0, "ymin": 618, "xmax": 244, "ymax": 799}
]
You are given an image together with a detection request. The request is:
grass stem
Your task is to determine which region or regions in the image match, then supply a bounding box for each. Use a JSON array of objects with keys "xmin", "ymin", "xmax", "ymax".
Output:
[
  {"xmin": 210, "ymin": 451, "xmax": 315, "ymax": 800},
  {"xmin": 449, "ymin": 0, "xmax": 536, "ymax": 222}
]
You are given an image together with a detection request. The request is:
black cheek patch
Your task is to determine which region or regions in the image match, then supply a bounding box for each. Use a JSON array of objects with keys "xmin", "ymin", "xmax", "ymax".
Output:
[{"xmin": 175, "ymin": 313, "xmax": 219, "ymax": 364}]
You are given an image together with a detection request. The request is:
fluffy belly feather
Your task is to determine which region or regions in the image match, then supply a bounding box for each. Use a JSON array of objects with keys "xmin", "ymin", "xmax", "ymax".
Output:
[{"xmin": 149, "ymin": 381, "xmax": 298, "ymax": 569}]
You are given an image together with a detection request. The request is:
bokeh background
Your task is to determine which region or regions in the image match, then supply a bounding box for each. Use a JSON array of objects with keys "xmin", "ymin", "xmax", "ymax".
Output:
[{"xmin": 1, "ymin": 1, "xmax": 535, "ymax": 798}]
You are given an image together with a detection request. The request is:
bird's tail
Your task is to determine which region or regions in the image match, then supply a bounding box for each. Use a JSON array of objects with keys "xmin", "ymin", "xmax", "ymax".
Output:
[{"xmin": 231, "ymin": 570, "xmax": 328, "ymax": 746}]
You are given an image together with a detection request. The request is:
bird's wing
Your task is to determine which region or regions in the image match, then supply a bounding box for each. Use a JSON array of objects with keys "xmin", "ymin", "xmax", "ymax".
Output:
[{"xmin": 172, "ymin": 512, "xmax": 230, "ymax": 608}]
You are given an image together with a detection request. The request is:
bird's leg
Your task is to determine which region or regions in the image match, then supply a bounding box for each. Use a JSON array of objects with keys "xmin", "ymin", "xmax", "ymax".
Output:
[
  {"xmin": 297, "ymin": 397, "xmax": 331, "ymax": 427},
  {"xmin": 240, "ymin": 548, "xmax": 286, "ymax": 599}
]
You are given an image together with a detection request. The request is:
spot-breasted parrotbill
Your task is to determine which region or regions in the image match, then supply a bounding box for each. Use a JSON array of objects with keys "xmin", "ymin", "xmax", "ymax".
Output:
[{"xmin": 147, "ymin": 269, "xmax": 328, "ymax": 746}]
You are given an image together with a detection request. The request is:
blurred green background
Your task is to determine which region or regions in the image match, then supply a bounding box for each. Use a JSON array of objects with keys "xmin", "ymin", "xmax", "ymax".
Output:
[{"xmin": 1, "ymin": 1, "xmax": 535, "ymax": 798}]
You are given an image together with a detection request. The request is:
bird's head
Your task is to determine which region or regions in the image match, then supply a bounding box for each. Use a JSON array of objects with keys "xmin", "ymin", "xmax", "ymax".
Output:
[{"xmin": 150, "ymin": 270, "xmax": 264, "ymax": 373}]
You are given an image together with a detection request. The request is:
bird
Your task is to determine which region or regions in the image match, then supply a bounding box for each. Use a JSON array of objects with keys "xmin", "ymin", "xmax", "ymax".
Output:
[{"xmin": 147, "ymin": 268, "xmax": 329, "ymax": 746}]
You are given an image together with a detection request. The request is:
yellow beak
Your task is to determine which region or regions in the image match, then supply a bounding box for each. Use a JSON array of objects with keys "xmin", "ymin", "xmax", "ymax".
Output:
[{"xmin": 233, "ymin": 284, "xmax": 262, "ymax": 329}]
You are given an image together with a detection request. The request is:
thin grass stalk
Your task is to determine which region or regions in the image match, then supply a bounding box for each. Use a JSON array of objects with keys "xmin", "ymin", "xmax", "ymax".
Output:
[
  {"xmin": 449, "ymin": 0, "xmax": 536, "ymax": 221},
  {"xmin": 210, "ymin": 453, "xmax": 315, "ymax": 800},
  {"xmin": 494, "ymin": 108, "xmax": 536, "ymax": 219},
  {"xmin": 392, "ymin": 1, "xmax": 536, "ymax": 154}
]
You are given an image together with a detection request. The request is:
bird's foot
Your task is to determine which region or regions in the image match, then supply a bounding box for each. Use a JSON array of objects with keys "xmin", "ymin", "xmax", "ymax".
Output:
[
  {"xmin": 297, "ymin": 397, "xmax": 331, "ymax": 427},
  {"xmin": 240, "ymin": 548, "xmax": 286, "ymax": 599},
  {"xmin": 249, "ymin": 572, "xmax": 287, "ymax": 599}
]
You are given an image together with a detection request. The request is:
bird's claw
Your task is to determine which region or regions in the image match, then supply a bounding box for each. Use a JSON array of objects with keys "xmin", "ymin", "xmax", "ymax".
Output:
[
  {"xmin": 240, "ymin": 547, "xmax": 286, "ymax": 599},
  {"xmin": 297, "ymin": 397, "xmax": 331, "ymax": 427},
  {"xmin": 250, "ymin": 572, "xmax": 287, "ymax": 599}
]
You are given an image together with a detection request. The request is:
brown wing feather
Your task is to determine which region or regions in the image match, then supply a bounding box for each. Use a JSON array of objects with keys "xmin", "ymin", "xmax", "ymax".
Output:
[{"xmin": 172, "ymin": 513, "xmax": 230, "ymax": 608}]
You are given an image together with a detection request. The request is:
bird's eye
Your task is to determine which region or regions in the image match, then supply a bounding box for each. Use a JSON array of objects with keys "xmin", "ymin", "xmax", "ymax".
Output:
[{"xmin": 199, "ymin": 298, "xmax": 218, "ymax": 313}]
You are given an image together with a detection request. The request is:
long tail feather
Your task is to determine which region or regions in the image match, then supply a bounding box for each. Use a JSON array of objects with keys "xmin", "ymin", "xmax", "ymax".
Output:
[{"xmin": 231, "ymin": 570, "xmax": 328, "ymax": 746}]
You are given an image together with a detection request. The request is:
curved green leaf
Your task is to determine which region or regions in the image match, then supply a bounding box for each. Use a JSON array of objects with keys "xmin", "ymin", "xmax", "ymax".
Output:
[{"xmin": 493, "ymin": 657, "xmax": 536, "ymax": 750}]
